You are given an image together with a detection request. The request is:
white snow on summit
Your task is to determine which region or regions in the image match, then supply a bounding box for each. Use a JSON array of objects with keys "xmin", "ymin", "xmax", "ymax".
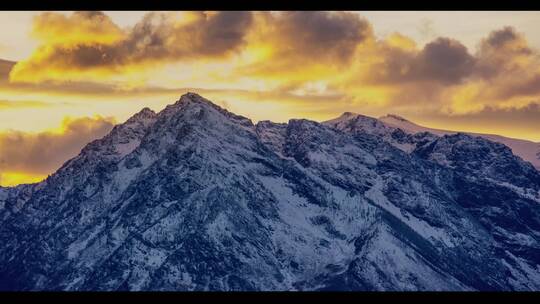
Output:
[{"xmin": 324, "ymin": 112, "xmax": 540, "ymax": 170}]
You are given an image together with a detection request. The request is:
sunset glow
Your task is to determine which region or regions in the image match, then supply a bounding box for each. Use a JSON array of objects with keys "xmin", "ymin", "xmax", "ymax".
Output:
[{"xmin": 1, "ymin": 11, "xmax": 540, "ymax": 186}]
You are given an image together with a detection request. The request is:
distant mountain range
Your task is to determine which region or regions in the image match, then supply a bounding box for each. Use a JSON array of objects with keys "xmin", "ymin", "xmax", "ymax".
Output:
[{"xmin": 1, "ymin": 93, "xmax": 539, "ymax": 291}]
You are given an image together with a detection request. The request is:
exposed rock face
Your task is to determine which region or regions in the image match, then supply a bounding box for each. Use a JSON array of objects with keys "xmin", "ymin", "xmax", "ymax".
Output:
[{"xmin": 1, "ymin": 93, "xmax": 539, "ymax": 291}]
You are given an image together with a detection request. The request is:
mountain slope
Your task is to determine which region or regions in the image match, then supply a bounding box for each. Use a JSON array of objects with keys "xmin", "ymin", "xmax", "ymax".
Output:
[{"xmin": 1, "ymin": 93, "xmax": 539, "ymax": 291}]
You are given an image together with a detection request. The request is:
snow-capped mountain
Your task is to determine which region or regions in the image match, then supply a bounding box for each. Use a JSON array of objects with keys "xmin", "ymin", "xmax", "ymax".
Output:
[
  {"xmin": 324, "ymin": 113, "xmax": 439, "ymax": 153},
  {"xmin": 325, "ymin": 112, "xmax": 540, "ymax": 171},
  {"xmin": 379, "ymin": 114, "xmax": 540, "ymax": 170},
  {"xmin": 1, "ymin": 93, "xmax": 539, "ymax": 291}
]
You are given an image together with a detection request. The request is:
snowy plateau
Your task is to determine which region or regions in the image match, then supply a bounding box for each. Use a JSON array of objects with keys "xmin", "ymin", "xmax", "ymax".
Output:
[{"xmin": 0, "ymin": 92, "xmax": 539, "ymax": 291}]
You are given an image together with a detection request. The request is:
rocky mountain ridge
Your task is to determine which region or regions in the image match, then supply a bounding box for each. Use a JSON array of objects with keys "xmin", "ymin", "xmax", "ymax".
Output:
[{"xmin": 0, "ymin": 93, "xmax": 539, "ymax": 291}]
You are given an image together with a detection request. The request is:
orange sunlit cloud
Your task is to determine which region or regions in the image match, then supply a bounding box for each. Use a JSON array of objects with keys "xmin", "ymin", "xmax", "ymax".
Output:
[
  {"xmin": 1, "ymin": 11, "xmax": 540, "ymax": 185},
  {"xmin": 0, "ymin": 116, "xmax": 115, "ymax": 186},
  {"xmin": 7, "ymin": 11, "xmax": 540, "ymax": 118},
  {"xmin": 9, "ymin": 11, "xmax": 254, "ymax": 84}
]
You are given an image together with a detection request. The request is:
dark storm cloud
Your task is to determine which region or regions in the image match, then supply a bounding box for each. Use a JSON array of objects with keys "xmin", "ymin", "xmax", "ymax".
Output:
[
  {"xmin": 276, "ymin": 11, "xmax": 371, "ymax": 62},
  {"xmin": 43, "ymin": 44, "xmax": 123, "ymax": 68},
  {"xmin": 484, "ymin": 26, "xmax": 527, "ymax": 50},
  {"xmin": 474, "ymin": 26, "xmax": 535, "ymax": 79},
  {"xmin": 119, "ymin": 11, "xmax": 253, "ymax": 63},
  {"xmin": 370, "ymin": 37, "xmax": 475, "ymax": 85},
  {"xmin": 418, "ymin": 38, "xmax": 476, "ymax": 83},
  {"xmin": 198, "ymin": 11, "xmax": 254, "ymax": 55}
]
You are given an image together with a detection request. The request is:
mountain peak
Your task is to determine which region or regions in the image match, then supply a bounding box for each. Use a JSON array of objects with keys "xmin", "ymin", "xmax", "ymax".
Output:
[
  {"xmin": 160, "ymin": 92, "xmax": 219, "ymax": 116},
  {"xmin": 341, "ymin": 111, "xmax": 358, "ymax": 117},
  {"xmin": 175, "ymin": 92, "xmax": 216, "ymax": 107},
  {"xmin": 164, "ymin": 92, "xmax": 228, "ymax": 116},
  {"xmin": 126, "ymin": 107, "xmax": 156, "ymax": 124},
  {"xmin": 156, "ymin": 92, "xmax": 254, "ymax": 130},
  {"xmin": 323, "ymin": 111, "xmax": 375, "ymax": 125}
]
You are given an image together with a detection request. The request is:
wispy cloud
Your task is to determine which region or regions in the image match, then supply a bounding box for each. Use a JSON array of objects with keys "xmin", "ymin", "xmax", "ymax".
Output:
[{"xmin": 0, "ymin": 99, "xmax": 50, "ymax": 109}]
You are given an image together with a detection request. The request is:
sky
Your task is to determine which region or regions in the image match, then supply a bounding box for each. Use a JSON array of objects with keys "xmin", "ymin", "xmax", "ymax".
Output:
[{"xmin": 0, "ymin": 11, "xmax": 540, "ymax": 186}]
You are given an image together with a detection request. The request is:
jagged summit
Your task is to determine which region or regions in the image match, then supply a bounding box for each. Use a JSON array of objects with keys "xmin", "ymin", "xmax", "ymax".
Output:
[
  {"xmin": 161, "ymin": 92, "xmax": 254, "ymax": 128},
  {"xmin": 126, "ymin": 107, "xmax": 157, "ymax": 124},
  {"xmin": 340, "ymin": 111, "xmax": 358, "ymax": 118},
  {"xmin": 323, "ymin": 111, "xmax": 395, "ymax": 140},
  {"xmin": 170, "ymin": 92, "xmax": 230, "ymax": 115},
  {"xmin": 134, "ymin": 107, "xmax": 156, "ymax": 118},
  {"xmin": 326, "ymin": 111, "xmax": 374, "ymax": 123},
  {"xmin": 174, "ymin": 92, "xmax": 215, "ymax": 107},
  {"xmin": 162, "ymin": 92, "xmax": 214, "ymax": 113}
]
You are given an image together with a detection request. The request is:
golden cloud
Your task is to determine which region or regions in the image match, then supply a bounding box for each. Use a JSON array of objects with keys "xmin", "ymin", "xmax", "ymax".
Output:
[
  {"xmin": 4, "ymin": 12, "xmax": 540, "ymax": 187},
  {"xmin": 334, "ymin": 26, "xmax": 540, "ymax": 118},
  {"xmin": 31, "ymin": 11, "xmax": 124, "ymax": 45},
  {"xmin": 9, "ymin": 11, "xmax": 253, "ymax": 83},
  {"xmin": 419, "ymin": 102, "xmax": 540, "ymax": 142},
  {"xmin": 0, "ymin": 116, "xmax": 115, "ymax": 180},
  {"xmin": 2, "ymin": 12, "xmax": 540, "ymax": 141},
  {"xmin": 239, "ymin": 12, "xmax": 372, "ymax": 77}
]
